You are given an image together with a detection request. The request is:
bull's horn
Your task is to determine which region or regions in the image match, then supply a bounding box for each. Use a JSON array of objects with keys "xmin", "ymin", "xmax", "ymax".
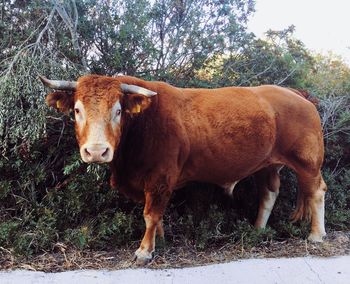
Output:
[
  {"xmin": 39, "ymin": 75, "xmax": 77, "ymax": 90},
  {"xmin": 120, "ymin": 83, "xmax": 157, "ymax": 97}
]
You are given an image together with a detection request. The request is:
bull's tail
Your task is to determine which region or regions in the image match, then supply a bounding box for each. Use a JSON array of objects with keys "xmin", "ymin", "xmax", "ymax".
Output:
[
  {"xmin": 290, "ymin": 190, "xmax": 312, "ymax": 222},
  {"xmin": 288, "ymin": 88, "xmax": 319, "ymax": 106},
  {"xmin": 291, "ymin": 173, "xmax": 326, "ymax": 223}
]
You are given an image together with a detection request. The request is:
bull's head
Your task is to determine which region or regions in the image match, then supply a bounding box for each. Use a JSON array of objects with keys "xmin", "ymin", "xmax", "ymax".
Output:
[{"xmin": 40, "ymin": 75, "xmax": 157, "ymax": 163}]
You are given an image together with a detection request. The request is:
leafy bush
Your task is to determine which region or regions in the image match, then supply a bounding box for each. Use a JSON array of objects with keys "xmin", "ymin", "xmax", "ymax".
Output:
[{"xmin": 0, "ymin": 64, "xmax": 349, "ymax": 256}]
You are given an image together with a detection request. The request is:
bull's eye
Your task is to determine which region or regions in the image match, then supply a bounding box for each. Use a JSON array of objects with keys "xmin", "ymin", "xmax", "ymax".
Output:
[
  {"xmin": 74, "ymin": 108, "xmax": 80, "ymax": 114},
  {"xmin": 111, "ymin": 101, "xmax": 122, "ymax": 126}
]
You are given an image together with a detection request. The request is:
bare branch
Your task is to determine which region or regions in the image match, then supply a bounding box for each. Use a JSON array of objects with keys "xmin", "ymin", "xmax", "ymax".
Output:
[
  {"xmin": 34, "ymin": 6, "xmax": 56, "ymax": 49},
  {"xmin": 276, "ymin": 67, "xmax": 297, "ymax": 85},
  {"xmin": 53, "ymin": 0, "xmax": 88, "ymax": 71},
  {"xmin": 238, "ymin": 60, "xmax": 275, "ymax": 86}
]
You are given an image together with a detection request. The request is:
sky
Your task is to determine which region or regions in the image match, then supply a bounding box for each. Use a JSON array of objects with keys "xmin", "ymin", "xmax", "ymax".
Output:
[{"xmin": 247, "ymin": 0, "xmax": 350, "ymax": 64}]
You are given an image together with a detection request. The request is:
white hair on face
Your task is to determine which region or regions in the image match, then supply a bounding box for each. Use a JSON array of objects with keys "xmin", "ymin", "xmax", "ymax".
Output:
[
  {"xmin": 75, "ymin": 99, "xmax": 109, "ymax": 145},
  {"xmin": 76, "ymin": 99, "xmax": 120, "ymax": 163}
]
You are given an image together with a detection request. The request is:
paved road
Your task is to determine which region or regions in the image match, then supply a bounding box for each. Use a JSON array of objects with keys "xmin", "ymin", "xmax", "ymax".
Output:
[{"xmin": 0, "ymin": 256, "xmax": 349, "ymax": 284}]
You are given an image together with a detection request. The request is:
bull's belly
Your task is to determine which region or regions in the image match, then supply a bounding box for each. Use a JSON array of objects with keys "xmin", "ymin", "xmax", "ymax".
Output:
[
  {"xmin": 182, "ymin": 151, "xmax": 273, "ymax": 183},
  {"xmin": 182, "ymin": 133, "xmax": 276, "ymax": 183},
  {"xmin": 177, "ymin": 142, "xmax": 285, "ymax": 192}
]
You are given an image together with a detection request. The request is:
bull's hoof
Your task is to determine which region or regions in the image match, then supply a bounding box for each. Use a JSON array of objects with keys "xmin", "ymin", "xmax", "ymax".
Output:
[
  {"xmin": 308, "ymin": 232, "xmax": 326, "ymax": 243},
  {"xmin": 134, "ymin": 248, "xmax": 153, "ymax": 266}
]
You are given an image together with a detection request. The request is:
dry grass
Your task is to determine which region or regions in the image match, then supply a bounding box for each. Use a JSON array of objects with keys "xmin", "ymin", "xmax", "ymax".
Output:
[{"xmin": 0, "ymin": 231, "xmax": 349, "ymax": 272}]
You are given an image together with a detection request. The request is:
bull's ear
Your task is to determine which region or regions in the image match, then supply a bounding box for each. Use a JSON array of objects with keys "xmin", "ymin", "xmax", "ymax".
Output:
[
  {"xmin": 123, "ymin": 93, "xmax": 152, "ymax": 115},
  {"xmin": 45, "ymin": 91, "xmax": 74, "ymax": 113}
]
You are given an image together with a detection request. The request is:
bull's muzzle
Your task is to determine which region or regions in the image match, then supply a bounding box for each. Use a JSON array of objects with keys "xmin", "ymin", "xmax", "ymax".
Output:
[{"xmin": 81, "ymin": 144, "xmax": 113, "ymax": 163}]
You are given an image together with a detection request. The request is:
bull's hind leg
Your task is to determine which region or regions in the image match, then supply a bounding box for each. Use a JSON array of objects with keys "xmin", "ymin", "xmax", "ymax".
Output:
[
  {"xmin": 254, "ymin": 165, "xmax": 282, "ymax": 229},
  {"xmin": 292, "ymin": 172, "xmax": 327, "ymax": 242},
  {"xmin": 288, "ymin": 132, "xmax": 327, "ymax": 242}
]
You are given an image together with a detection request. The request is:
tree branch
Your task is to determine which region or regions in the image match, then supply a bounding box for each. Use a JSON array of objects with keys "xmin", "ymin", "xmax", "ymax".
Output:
[{"xmin": 53, "ymin": 0, "xmax": 88, "ymax": 71}]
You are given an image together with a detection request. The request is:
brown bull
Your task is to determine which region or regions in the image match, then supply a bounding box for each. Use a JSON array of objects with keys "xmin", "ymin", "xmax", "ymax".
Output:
[{"xmin": 40, "ymin": 75, "xmax": 327, "ymax": 264}]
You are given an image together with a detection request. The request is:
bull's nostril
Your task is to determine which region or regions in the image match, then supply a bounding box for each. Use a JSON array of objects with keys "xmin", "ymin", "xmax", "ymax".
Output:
[
  {"xmin": 102, "ymin": 148, "xmax": 109, "ymax": 158},
  {"xmin": 85, "ymin": 148, "xmax": 91, "ymax": 156}
]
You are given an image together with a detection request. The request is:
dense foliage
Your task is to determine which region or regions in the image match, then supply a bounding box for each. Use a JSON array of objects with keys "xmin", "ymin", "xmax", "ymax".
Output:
[{"xmin": 0, "ymin": 0, "xmax": 349, "ymax": 256}]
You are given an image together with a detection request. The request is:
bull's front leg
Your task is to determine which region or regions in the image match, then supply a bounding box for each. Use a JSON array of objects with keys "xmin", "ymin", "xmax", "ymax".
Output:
[{"xmin": 134, "ymin": 188, "xmax": 171, "ymax": 265}]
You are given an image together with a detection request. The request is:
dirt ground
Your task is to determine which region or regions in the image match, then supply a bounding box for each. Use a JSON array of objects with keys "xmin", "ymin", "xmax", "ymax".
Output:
[{"xmin": 1, "ymin": 231, "xmax": 349, "ymax": 272}]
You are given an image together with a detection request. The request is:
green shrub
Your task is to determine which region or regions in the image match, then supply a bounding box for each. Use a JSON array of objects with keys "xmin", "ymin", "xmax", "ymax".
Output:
[{"xmin": 0, "ymin": 47, "xmax": 349, "ymax": 258}]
